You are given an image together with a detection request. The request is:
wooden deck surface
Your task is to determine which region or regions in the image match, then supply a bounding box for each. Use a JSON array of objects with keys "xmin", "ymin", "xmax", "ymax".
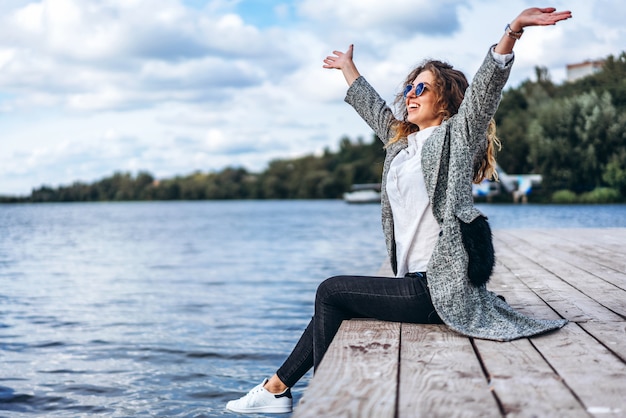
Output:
[{"xmin": 293, "ymin": 228, "xmax": 626, "ymax": 418}]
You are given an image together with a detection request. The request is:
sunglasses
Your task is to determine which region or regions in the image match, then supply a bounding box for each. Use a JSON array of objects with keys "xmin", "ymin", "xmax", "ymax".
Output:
[{"xmin": 403, "ymin": 82, "xmax": 426, "ymax": 98}]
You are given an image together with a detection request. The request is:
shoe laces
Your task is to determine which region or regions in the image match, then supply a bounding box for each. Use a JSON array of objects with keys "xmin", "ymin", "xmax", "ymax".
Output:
[
  {"xmin": 242, "ymin": 384, "xmax": 266, "ymax": 406},
  {"xmin": 248, "ymin": 385, "xmax": 264, "ymax": 396}
]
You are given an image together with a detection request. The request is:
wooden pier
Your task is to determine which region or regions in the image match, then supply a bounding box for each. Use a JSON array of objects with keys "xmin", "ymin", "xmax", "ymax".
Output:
[{"xmin": 293, "ymin": 228, "xmax": 626, "ymax": 417}]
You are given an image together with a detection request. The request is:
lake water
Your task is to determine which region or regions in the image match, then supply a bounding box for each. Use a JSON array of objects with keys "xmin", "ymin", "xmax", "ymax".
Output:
[{"xmin": 1, "ymin": 201, "xmax": 625, "ymax": 417}]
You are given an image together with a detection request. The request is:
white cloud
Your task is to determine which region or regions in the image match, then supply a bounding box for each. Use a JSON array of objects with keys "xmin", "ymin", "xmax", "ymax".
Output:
[
  {"xmin": 0, "ymin": 0, "xmax": 625, "ymax": 195},
  {"xmin": 13, "ymin": 2, "xmax": 44, "ymax": 32}
]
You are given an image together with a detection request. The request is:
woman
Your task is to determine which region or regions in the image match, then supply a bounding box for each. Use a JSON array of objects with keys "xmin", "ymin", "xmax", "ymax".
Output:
[{"xmin": 226, "ymin": 7, "xmax": 572, "ymax": 414}]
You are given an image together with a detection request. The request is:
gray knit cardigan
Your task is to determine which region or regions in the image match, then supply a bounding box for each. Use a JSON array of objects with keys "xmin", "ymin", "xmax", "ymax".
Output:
[{"xmin": 345, "ymin": 47, "xmax": 567, "ymax": 341}]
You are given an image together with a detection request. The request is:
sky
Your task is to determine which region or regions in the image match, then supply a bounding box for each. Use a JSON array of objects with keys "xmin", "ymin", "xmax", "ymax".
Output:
[{"xmin": 1, "ymin": 0, "xmax": 624, "ymax": 196}]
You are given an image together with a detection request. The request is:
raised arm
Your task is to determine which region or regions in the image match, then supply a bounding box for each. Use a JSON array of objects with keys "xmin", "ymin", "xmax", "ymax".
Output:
[
  {"xmin": 495, "ymin": 7, "xmax": 572, "ymax": 54},
  {"xmin": 323, "ymin": 44, "xmax": 396, "ymax": 144},
  {"xmin": 322, "ymin": 44, "xmax": 361, "ymax": 86}
]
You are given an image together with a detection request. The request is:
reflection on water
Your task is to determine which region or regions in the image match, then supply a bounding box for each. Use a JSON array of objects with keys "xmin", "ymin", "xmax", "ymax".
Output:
[{"xmin": 0, "ymin": 201, "xmax": 624, "ymax": 416}]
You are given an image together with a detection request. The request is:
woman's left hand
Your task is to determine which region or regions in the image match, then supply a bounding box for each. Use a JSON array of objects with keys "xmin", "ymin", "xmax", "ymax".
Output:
[
  {"xmin": 511, "ymin": 7, "xmax": 572, "ymax": 31},
  {"xmin": 496, "ymin": 7, "xmax": 571, "ymax": 54}
]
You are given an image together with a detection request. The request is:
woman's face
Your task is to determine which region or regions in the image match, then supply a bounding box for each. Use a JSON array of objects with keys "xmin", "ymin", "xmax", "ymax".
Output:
[{"xmin": 405, "ymin": 70, "xmax": 443, "ymax": 130}]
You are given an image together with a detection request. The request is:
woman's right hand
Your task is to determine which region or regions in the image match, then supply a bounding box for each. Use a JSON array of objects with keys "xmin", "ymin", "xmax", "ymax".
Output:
[
  {"xmin": 323, "ymin": 44, "xmax": 354, "ymax": 70},
  {"xmin": 323, "ymin": 44, "xmax": 361, "ymax": 86}
]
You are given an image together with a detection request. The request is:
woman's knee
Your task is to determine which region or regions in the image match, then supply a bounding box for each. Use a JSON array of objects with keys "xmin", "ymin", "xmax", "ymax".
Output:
[{"xmin": 315, "ymin": 275, "xmax": 349, "ymax": 305}]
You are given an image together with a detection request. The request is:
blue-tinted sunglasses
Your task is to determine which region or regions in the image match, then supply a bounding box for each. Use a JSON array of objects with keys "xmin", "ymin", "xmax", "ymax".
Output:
[{"xmin": 403, "ymin": 82, "xmax": 426, "ymax": 98}]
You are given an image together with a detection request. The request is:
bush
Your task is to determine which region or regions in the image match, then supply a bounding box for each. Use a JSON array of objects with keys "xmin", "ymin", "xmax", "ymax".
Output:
[
  {"xmin": 551, "ymin": 189, "xmax": 578, "ymax": 204},
  {"xmin": 579, "ymin": 187, "xmax": 622, "ymax": 203}
]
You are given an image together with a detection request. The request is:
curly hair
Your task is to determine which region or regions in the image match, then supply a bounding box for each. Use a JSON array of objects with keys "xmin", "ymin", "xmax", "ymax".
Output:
[{"xmin": 388, "ymin": 60, "xmax": 500, "ymax": 183}]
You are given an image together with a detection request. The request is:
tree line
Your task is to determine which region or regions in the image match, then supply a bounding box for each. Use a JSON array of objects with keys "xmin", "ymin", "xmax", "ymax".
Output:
[
  {"xmin": 2, "ymin": 51, "xmax": 625, "ymax": 204},
  {"xmin": 4, "ymin": 136, "xmax": 384, "ymax": 202}
]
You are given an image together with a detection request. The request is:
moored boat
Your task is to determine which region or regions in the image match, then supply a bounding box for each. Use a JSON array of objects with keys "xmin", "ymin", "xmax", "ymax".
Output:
[{"xmin": 343, "ymin": 183, "xmax": 381, "ymax": 204}]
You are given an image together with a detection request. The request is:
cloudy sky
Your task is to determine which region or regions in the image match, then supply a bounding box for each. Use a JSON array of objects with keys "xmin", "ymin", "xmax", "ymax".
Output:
[{"xmin": 1, "ymin": 0, "xmax": 624, "ymax": 195}]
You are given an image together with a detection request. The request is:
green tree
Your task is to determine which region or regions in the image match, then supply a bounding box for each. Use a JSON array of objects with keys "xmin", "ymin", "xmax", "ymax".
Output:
[{"xmin": 527, "ymin": 91, "xmax": 625, "ymax": 193}]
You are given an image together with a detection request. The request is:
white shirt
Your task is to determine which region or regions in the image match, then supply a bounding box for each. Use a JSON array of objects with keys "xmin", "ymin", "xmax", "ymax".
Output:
[{"xmin": 386, "ymin": 126, "xmax": 440, "ymax": 277}]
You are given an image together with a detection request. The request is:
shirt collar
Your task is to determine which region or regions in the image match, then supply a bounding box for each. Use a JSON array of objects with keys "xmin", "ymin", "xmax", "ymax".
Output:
[{"xmin": 408, "ymin": 125, "xmax": 438, "ymax": 147}]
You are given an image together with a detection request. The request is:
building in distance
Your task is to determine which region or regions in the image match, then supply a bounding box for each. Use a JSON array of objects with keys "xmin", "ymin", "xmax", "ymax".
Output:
[{"xmin": 566, "ymin": 59, "xmax": 605, "ymax": 82}]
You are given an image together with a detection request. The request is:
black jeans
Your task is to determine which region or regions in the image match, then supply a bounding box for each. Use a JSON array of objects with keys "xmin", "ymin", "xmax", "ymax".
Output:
[{"xmin": 275, "ymin": 273, "xmax": 441, "ymax": 387}]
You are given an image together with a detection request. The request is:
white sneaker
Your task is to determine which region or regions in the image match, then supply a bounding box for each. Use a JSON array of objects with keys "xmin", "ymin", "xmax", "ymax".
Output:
[{"xmin": 226, "ymin": 378, "xmax": 293, "ymax": 414}]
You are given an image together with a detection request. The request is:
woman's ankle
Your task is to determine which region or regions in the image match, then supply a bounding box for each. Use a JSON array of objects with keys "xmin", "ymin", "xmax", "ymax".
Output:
[{"xmin": 264, "ymin": 374, "xmax": 289, "ymax": 394}]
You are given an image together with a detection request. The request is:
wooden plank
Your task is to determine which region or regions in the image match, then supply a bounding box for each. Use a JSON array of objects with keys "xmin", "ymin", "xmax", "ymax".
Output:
[
  {"xmin": 579, "ymin": 321, "xmax": 626, "ymax": 363},
  {"xmin": 376, "ymin": 260, "xmax": 393, "ymax": 277},
  {"xmin": 492, "ymin": 229, "xmax": 626, "ymax": 408},
  {"xmin": 474, "ymin": 338, "xmax": 588, "ymax": 417},
  {"xmin": 490, "ymin": 241, "xmax": 581, "ymax": 320},
  {"xmin": 494, "ymin": 233, "xmax": 596, "ymax": 322},
  {"xmin": 545, "ymin": 228, "xmax": 626, "ymax": 273},
  {"xmin": 509, "ymin": 228, "xmax": 626, "ymax": 290},
  {"xmin": 398, "ymin": 324, "xmax": 499, "ymax": 418},
  {"xmin": 564, "ymin": 228, "xmax": 626, "ymax": 254},
  {"xmin": 494, "ymin": 231, "xmax": 623, "ymax": 322},
  {"xmin": 293, "ymin": 319, "xmax": 400, "ymax": 418},
  {"xmin": 531, "ymin": 323, "xmax": 626, "ymax": 417},
  {"xmin": 500, "ymin": 230, "xmax": 626, "ymax": 318}
]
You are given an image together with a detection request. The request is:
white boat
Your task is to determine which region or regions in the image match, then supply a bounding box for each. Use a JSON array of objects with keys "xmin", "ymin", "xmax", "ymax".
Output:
[{"xmin": 343, "ymin": 183, "xmax": 381, "ymax": 204}]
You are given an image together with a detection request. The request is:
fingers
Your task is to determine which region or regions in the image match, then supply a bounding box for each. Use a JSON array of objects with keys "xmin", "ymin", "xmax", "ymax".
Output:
[
  {"xmin": 324, "ymin": 50, "xmax": 347, "ymax": 63},
  {"xmin": 322, "ymin": 45, "xmax": 354, "ymax": 69},
  {"xmin": 553, "ymin": 10, "xmax": 573, "ymax": 20},
  {"xmin": 520, "ymin": 7, "xmax": 572, "ymax": 28},
  {"xmin": 543, "ymin": 10, "xmax": 572, "ymax": 25},
  {"xmin": 323, "ymin": 56, "xmax": 343, "ymax": 69}
]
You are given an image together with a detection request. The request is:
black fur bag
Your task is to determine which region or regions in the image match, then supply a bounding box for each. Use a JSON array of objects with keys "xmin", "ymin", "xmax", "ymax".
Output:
[{"xmin": 459, "ymin": 215, "xmax": 495, "ymax": 287}]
